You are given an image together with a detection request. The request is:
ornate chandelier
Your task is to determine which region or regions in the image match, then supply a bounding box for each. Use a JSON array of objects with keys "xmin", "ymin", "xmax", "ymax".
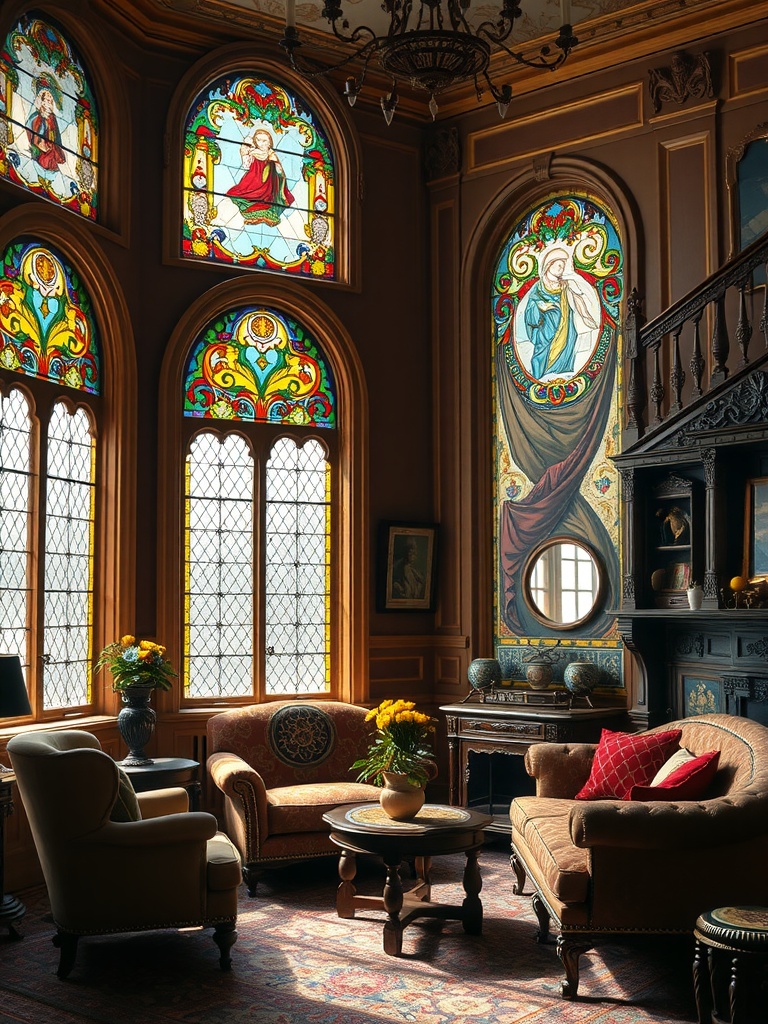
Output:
[{"xmin": 280, "ymin": 0, "xmax": 579, "ymax": 124}]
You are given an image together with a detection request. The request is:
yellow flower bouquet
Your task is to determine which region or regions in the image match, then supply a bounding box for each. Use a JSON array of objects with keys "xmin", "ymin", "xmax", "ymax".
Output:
[
  {"xmin": 352, "ymin": 699, "xmax": 437, "ymax": 787},
  {"xmin": 95, "ymin": 635, "xmax": 176, "ymax": 692}
]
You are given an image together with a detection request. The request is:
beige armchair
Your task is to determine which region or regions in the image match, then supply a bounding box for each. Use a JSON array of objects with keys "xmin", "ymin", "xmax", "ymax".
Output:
[
  {"xmin": 207, "ymin": 700, "xmax": 382, "ymax": 894},
  {"xmin": 7, "ymin": 730, "xmax": 242, "ymax": 978}
]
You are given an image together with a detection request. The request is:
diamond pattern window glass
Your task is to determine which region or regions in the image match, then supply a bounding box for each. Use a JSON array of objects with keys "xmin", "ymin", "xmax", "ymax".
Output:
[
  {"xmin": 184, "ymin": 432, "xmax": 254, "ymax": 699},
  {"xmin": 42, "ymin": 402, "xmax": 95, "ymax": 709},
  {"xmin": 0, "ymin": 388, "xmax": 32, "ymax": 675},
  {"xmin": 265, "ymin": 437, "xmax": 331, "ymax": 695},
  {"xmin": 0, "ymin": 14, "xmax": 99, "ymax": 219}
]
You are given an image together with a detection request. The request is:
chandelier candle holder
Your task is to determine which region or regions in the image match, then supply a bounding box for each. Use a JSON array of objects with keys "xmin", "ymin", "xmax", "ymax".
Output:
[{"xmin": 280, "ymin": 0, "xmax": 578, "ymax": 123}]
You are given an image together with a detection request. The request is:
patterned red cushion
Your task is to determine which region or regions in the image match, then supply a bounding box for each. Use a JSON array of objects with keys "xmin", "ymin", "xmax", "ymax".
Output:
[
  {"xmin": 626, "ymin": 749, "xmax": 720, "ymax": 802},
  {"xmin": 574, "ymin": 728, "xmax": 682, "ymax": 801}
]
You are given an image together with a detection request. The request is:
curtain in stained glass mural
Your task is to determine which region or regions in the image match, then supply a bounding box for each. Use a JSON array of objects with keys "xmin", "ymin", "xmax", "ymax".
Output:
[
  {"xmin": 492, "ymin": 194, "xmax": 624, "ymax": 642},
  {"xmin": 182, "ymin": 75, "xmax": 335, "ymax": 278},
  {"xmin": 0, "ymin": 14, "xmax": 98, "ymax": 219}
]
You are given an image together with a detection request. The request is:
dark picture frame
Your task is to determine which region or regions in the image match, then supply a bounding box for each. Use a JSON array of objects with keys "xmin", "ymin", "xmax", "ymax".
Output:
[
  {"xmin": 378, "ymin": 522, "xmax": 438, "ymax": 611},
  {"xmin": 726, "ymin": 123, "xmax": 768, "ymax": 286},
  {"xmin": 743, "ymin": 477, "xmax": 768, "ymax": 581}
]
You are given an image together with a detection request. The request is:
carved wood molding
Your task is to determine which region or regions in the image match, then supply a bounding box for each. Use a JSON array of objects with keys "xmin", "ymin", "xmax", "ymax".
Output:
[{"xmin": 648, "ymin": 51, "xmax": 714, "ymax": 113}]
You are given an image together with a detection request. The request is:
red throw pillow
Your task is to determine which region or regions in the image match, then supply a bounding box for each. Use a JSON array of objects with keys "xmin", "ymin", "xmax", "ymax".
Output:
[
  {"xmin": 574, "ymin": 728, "xmax": 683, "ymax": 801},
  {"xmin": 626, "ymin": 749, "xmax": 720, "ymax": 802}
]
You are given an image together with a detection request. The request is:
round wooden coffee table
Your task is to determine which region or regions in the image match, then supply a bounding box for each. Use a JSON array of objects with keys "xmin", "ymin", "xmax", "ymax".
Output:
[{"xmin": 322, "ymin": 803, "xmax": 492, "ymax": 956}]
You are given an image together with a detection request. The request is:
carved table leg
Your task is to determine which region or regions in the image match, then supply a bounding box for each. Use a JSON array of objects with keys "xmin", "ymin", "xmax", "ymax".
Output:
[
  {"xmin": 461, "ymin": 847, "xmax": 483, "ymax": 935},
  {"xmin": 510, "ymin": 850, "xmax": 527, "ymax": 895},
  {"xmin": 336, "ymin": 848, "xmax": 358, "ymax": 919},
  {"xmin": 414, "ymin": 855, "xmax": 432, "ymax": 902},
  {"xmin": 382, "ymin": 854, "xmax": 404, "ymax": 956},
  {"xmin": 531, "ymin": 891, "xmax": 551, "ymax": 943},
  {"xmin": 693, "ymin": 937, "xmax": 712, "ymax": 1024},
  {"xmin": 709, "ymin": 945, "xmax": 724, "ymax": 1022},
  {"xmin": 729, "ymin": 954, "xmax": 740, "ymax": 1024},
  {"xmin": 557, "ymin": 934, "xmax": 594, "ymax": 1000}
]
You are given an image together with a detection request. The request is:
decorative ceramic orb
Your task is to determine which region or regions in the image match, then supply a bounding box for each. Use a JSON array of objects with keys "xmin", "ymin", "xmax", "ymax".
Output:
[
  {"xmin": 526, "ymin": 659, "xmax": 553, "ymax": 690},
  {"xmin": 467, "ymin": 658, "xmax": 502, "ymax": 690},
  {"xmin": 563, "ymin": 660, "xmax": 602, "ymax": 697}
]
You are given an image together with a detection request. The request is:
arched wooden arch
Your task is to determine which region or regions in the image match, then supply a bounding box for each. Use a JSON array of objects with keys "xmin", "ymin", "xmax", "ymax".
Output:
[
  {"xmin": 0, "ymin": 202, "xmax": 138, "ymax": 712},
  {"xmin": 162, "ymin": 43, "xmax": 362, "ymax": 290},
  {"xmin": 157, "ymin": 275, "xmax": 369, "ymax": 706}
]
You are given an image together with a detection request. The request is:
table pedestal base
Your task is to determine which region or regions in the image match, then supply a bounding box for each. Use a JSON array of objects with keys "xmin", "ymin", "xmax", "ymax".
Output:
[
  {"xmin": 0, "ymin": 892, "xmax": 25, "ymax": 939},
  {"xmin": 335, "ymin": 844, "xmax": 484, "ymax": 956}
]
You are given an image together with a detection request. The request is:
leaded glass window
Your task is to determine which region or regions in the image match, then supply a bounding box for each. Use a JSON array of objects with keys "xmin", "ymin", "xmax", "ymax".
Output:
[
  {"xmin": 181, "ymin": 304, "xmax": 336, "ymax": 701},
  {"xmin": 182, "ymin": 74, "xmax": 335, "ymax": 278},
  {"xmin": 185, "ymin": 432, "xmax": 254, "ymax": 699},
  {"xmin": 42, "ymin": 403, "xmax": 95, "ymax": 708},
  {"xmin": 0, "ymin": 388, "xmax": 32, "ymax": 671},
  {"xmin": 0, "ymin": 14, "xmax": 99, "ymax": 219},
  {"xmin": 0, "ymin": 239, "xmax": 100, "ymax": 391},
  {"xmin": 265, "ymin": 437, "xmax": 331, "ymax": 694}
]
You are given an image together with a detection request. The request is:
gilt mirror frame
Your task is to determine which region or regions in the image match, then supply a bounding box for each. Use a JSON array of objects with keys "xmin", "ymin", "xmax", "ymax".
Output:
[{"xmin": 522, "ymin": 535, "xmax": 606, "ymax": 631}]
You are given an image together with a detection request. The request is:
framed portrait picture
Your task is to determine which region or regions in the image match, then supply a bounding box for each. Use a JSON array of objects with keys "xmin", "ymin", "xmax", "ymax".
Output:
[
  {"xmin": 744, "ymin": 477, "xmax": 768, "ymax": 581},
  {"xmin": 378, "ymin": 522, "xmax": 438, "ymax": 612}
]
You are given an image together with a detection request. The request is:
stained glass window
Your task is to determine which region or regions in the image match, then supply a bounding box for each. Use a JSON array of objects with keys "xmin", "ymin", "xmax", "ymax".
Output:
[
  {"xmin": 42, "ymin": 403, "xmax": 95, "ymax": 708},
  {"xmin": 265, "ymin": 437, "xmax": 331, "ymax": 694},
  {"xmin": 0, "ymin": 239, "xmax": 100, "ymax": 393},
  {"xmin": 182, "ymin": 74, "xmax": 335, "ymax": 278},
  {"xmin": 184, "ymin": 432, "xmax": 255, "ymax": 699},
  {"xmin": 183, "ymin": 305, "xmax": 335, "ymax": 426},
  {"xmin": 0, "ymin": 388, "xmax": 32, "ymax": 670},
  {"xmin": 0, "ymin": 13, "xmax": 98, "ymax": 219}
]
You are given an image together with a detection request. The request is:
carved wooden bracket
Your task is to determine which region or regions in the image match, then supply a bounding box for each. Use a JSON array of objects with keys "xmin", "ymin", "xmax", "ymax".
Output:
[{"xmin": 648, "ymin": 51, "xmax": 714, "ymax": 114}]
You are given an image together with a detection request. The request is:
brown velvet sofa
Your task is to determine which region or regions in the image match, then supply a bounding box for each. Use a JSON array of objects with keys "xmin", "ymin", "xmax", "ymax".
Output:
[
  {"xmin": 207, "ymin": 700, "xmax": 381, "ymax": 894},
  {"xmin": 509, "ymin": 714, "xmax": 768, "ymax": 999}
]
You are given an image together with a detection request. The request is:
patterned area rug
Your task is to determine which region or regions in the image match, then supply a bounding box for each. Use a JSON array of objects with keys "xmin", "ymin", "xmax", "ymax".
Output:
[{"xmin": 0, "ymin": 842, "xmax": 696, "ymax": 1023}]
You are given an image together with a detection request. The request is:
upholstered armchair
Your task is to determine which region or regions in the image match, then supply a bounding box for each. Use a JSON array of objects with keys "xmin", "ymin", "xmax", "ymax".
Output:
[
  {"xmin": 207, "ymin": 700, "xmax": 382, "ymax": 894},
  {"xmin": 7, "ymin": 730, "xmax": 242, "ymax": 978}
]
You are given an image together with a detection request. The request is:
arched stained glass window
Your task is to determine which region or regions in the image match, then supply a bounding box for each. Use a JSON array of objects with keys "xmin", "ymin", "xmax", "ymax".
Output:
[
  {"xmin": 182, "ymin": 74, "xmax": 335, "ymax": 278},
  {"xmin": 0, "ymin": 13, "xmax": 99, "ymax": 219},
  {"xmin": 0, "ymin": 238, "xmax": 100, "ymax": 393},
  {"xmin": 183, "ymin": 305, "xmax": 335, "ymax": 426},
  {"xmin": 181, "ymin": 302, "xmax": 336, "ymax": 701}
]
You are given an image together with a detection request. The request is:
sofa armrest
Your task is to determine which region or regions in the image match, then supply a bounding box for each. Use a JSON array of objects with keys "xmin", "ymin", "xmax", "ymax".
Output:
[
  {"xmin": 97, "ymin": 811, "xmax": 218, "ymax": 847},
  {"xmin": 207, "ymin": 750, "xmax": 268, "ymax": 852},
  {"xmin": 137, "ymin": 787, "xmax": 189, "ymax": 818},
  {"xmin": 525, "ymin": 742, "xmax": 597, "ymax": 798},
  {"xmin": 569, "ymin": 793, "xmax": 768, "ymax": 850}
]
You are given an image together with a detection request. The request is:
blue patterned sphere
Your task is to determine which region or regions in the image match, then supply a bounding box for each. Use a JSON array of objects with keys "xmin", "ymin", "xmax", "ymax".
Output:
[
  {"xmin": 467, "ymin": 658, "xmax": 502, "ymax": 690},
  {"xmin": 563, "ymin": 661, "xmax": 601, "ymax": 696}
]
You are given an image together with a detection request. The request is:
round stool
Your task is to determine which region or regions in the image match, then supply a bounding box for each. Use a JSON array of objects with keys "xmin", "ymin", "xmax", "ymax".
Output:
[{"xmin": 693, "ymin": 906, "xmax": 768, "ymax": 1024}]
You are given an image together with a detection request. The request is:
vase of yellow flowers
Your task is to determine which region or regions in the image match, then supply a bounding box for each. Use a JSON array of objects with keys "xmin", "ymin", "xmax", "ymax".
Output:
[
  {"xmin": 96, "ymin": 635, "xmax": 176, "ymax": 766},
  {"xmin": 351, "ymin": 699, "xmax": 437, "ymax": 821}
]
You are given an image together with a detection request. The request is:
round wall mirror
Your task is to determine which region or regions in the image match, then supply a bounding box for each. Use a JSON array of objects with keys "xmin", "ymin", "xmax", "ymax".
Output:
[{"xmin": 522, "ymin": 537, "xmax": 605, "ymax": 630}]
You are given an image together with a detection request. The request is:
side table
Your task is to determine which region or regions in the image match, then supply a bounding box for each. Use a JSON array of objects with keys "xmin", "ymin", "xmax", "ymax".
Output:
[
  {"xmin": 0, "ymin": 772, "xmax": 24, "ymax": 938},
  {"xmin": 323, "ymin": 803, "xmax": 492, "ymax": 956},
  {"xmin": 693, "ymin": 906, "xmax": 768, "ymax": 1024},
  {"xmin": 120, "ymin": 757, "xmax": 201, "ymax": 810}
]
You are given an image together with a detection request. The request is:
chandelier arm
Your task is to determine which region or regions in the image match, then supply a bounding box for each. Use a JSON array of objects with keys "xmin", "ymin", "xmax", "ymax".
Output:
[
  {"xmin": 488, "ymin": 35, "xmax": 567, "ymax": 71},
  {"xmin": 284, "ymin": 37, "xmax": 379, "ymax": 79},
  {"xmin": 328, "ymin": 21, "xmax": 378, "ymax": 47}
]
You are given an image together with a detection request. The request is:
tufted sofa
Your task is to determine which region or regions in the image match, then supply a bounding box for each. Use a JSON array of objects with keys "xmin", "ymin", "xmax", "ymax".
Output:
[
  {"xmin": 207, "ymin": 700, "xmax": 381, "ymax": 894},
  {"xmin": 509, "ymin": 714, "xmax": 768, "ymax": 999}
]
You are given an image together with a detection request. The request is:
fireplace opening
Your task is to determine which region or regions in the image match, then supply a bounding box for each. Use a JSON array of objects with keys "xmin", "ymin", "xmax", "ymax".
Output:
[{"xmin": 466, "ymin": 750, "xmax": 536, "ymax": 830}]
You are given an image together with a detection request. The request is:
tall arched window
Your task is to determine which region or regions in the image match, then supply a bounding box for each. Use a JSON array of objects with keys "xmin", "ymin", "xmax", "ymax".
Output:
[
  {"xmin": 180, "ymin": 304, "xmax": 337, "ymax": 700},
  {"xmin": 0, "ymin": 237, "xmax": 101, "ymax": 714},
  {"xmin": 0, "ymin": 13, "xmax": 99, "ymax": 219},
  {"xmin": 181, "ymin": 73, "xmax": 335, "ymax": 278}
]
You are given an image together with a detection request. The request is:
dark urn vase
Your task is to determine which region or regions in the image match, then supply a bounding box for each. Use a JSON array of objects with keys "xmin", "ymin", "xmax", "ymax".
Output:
[{"xmin": 117, "ymin": 685, "xmax": 156, "ymax": 766}]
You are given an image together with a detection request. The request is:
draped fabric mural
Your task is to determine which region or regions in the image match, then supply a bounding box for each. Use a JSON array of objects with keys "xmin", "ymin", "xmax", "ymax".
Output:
[{"xmin": 493, "ymin": 194, "xmax": 623, "ymax": 661}]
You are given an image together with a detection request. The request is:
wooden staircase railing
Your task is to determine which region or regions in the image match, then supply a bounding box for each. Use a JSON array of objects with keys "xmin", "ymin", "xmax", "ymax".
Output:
[{"xmin": 623, "ymin": 230, "xmax": 768, "ymax": 444}]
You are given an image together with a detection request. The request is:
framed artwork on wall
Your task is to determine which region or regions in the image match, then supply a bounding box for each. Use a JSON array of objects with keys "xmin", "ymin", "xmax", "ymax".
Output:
[
  {"xmin": 726, "ymin": 123, "xmax": 768, "ymax": 286},
  {"xmin": 377, "ymin": 522, "xmax": 438, "ymax": 611},
  {"xmin": 744, "ymin": 477, "xmax": 768, "ymax": 581}
]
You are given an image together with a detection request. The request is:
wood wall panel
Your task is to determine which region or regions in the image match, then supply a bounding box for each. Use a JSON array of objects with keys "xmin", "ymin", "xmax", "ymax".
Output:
[
  {"xmin": 468, "ymin": 84, "xmax": 643, "ymax": 173},
  {"xmin": 658, "ymin": 132, "xmax": 714, "ymax": 311},
  {"xmin": 729, "ymin": 43, "xmax": 768, "ymax": 98}
]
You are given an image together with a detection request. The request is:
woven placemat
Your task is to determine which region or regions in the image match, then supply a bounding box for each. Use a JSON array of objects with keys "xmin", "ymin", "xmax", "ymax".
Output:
[{"xmin": 345, "ymin": 803, "xmax": 471, "ymax": 830}]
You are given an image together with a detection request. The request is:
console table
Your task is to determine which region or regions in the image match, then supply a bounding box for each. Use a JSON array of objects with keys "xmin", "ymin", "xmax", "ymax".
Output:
[{"xmin": 440, "ymin": 699, "xmax": 627, "ymax": 832}]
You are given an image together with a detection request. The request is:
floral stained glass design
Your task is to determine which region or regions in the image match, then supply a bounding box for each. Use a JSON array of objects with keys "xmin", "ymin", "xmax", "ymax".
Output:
[
  {"xmin": 0, "ymin": 14, "xmax": 98, "ymax": 219},
  {"xmin": 183, "ymin": 305, "xmax": 335, "ymax": 427},
  {"xmin": 0, "ymin": 239, "xmax": 100, "ymax": 393},
  {"xmin": 183, "ymin": 74, "xmax": 335, "ymax": 277}
]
